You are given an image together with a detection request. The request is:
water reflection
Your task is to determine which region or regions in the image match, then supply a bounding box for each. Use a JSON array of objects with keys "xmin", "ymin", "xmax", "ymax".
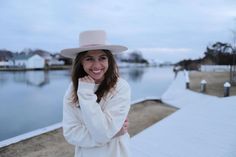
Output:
[
  {"xmin": 120, "ymin": 67, "xmax": 145, "ymax": 82},
  {"xmin": 0, "ymin": 71, "xmax": 50, "ymax": 87},
  {"xmin": 0, "ymin": 70, "xmax": 71, "ymax": 142},
  {"xmin": 128, "ymin": 68, "xmax": 144, "ymax": 82},
  {"xmin": 15, "ymin": 71, "xmax": 49, "ymax": 87},
  {"xmin": 0, "ymin": 68, "xmax": 148, "ymax": 86}
]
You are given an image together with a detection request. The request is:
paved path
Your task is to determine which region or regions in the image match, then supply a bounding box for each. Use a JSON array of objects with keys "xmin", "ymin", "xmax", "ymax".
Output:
[{"xmin": 131, "ymin": 71, "xmax": 236, "ymax": 157}]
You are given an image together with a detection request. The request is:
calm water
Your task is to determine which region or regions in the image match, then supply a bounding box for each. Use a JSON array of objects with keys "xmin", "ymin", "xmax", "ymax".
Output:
[{"xmin": 0, "ymin": 67, "xmax": 174, "ymax": 142}]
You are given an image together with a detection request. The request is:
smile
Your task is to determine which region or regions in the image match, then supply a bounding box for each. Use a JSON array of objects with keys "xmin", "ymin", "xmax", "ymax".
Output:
[{"xmin": 91, "ymin": 69, "xmax": 102, "ymax": 74}]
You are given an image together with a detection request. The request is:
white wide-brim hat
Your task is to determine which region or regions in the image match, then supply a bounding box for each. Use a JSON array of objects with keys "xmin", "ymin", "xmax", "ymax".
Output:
[{"xmin": 60, "ymin": 30, "xmax": 128, "ymax": 59}]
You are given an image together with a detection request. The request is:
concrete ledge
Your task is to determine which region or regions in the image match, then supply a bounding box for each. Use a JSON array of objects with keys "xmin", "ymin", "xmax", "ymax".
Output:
[{"xmin": 0, "ymin": 123, "xmax": 62, "ymax": 148}]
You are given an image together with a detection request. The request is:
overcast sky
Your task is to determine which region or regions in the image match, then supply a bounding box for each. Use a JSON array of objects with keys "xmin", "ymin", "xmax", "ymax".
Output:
[{"xmin": 0, "ymin": 0, "xmax": 236, "ymax": 63}]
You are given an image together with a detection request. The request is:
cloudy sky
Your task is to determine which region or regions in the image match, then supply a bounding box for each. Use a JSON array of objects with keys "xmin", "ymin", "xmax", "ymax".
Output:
[{"xmin": 0, "ymin": 0, "xmax": 236, "ymax": 63}]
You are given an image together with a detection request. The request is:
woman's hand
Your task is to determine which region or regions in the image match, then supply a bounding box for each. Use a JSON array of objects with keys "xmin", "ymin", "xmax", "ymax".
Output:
[
  {"xmin": 79, "ymin": 75, "xmax": 95, "ymax": 83},
  {"xmin": 113, "ymin": 118, "xmax": 129, "ymax": 138}
]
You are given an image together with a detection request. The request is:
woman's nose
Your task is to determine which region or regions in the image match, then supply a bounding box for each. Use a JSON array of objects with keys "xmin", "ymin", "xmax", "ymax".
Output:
[{"xmin": 92, "ymin": 60, "xmax": 102, "ymax": 68}]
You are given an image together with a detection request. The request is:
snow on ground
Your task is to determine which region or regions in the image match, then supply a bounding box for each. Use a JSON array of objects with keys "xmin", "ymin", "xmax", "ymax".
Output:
[{"xmin": 131, "ymin": 71, "xmax": 236, "ymax": 157}]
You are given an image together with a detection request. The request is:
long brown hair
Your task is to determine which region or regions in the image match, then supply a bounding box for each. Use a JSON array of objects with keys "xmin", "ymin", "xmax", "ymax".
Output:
[{"xmin": 71, "ymin": 50, "xmax": 119, "ymax": 104}]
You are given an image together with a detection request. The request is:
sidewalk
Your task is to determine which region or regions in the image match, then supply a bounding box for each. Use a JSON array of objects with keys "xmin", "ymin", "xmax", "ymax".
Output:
[{"xmin": 131, "ymin": 71, "xmax": 236, "ymax": 157}]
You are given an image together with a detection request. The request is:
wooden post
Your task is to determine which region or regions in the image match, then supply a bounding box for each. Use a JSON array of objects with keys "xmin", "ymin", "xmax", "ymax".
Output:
[
  {"xmin": 184, "ymin": 70, "xmax": 190, "ymax": 89},
  {"xmin": 186, "ymin": 81, "xmax": 190, "ymax": 89},
  {"xmin": 200, "ymin": 80, "xmax": 207, "ymax": 93},
  {"xmin": 224, "ymin": 82, "xmax": 231, "ymax": 97}
]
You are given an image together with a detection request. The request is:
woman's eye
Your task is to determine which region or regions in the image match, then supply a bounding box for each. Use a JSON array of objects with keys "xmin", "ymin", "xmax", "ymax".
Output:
[
  {"xmin": 100, "ymin": 56, "xmax": 108, "ymax": 61},
  {"xmin": 84, "ymin": 57, "xmax": 93, "ymax": 61}
]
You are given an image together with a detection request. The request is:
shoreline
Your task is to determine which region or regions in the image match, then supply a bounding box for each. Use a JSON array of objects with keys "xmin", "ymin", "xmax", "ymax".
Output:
[
  {"xmin": 0, "ymin": 66, "xmax": 71, "ymax": 71},
  {"xmin": 0, "ymin": 123, "xmax": 62, "ymax": 148},
  {"xmin": 0, "ymin": 64, "xmax": 166, "ymax": 71}
]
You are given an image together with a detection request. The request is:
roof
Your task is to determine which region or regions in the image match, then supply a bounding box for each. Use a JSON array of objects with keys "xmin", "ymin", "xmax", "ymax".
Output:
[{"xmin": 13, "ymin": 54, "xmax": 44, "ymax": 60}]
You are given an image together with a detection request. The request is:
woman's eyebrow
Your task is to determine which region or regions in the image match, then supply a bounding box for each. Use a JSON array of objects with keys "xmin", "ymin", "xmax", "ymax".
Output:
[
  {"xmin": 100, "ymin": 54, "xmax": 107, "ymax": 57},
  {"xmin": 83, "ymin": 55, "xmax": 93, "ymax": 58}
]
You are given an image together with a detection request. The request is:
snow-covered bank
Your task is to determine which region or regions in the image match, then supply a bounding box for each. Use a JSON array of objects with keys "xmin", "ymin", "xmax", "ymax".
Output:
[
  {"xmin": 0, "ymin": 123, "xmax": 62, "ymax": 148},
  {"xmin": 131, "ymin": 71, "xmax": 236, "ymax": 157}
]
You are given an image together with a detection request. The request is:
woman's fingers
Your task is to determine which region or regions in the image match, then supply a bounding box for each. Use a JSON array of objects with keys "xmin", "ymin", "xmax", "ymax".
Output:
[
  {"xmin": 113, "ymin": 118, "xmax": 129, "ymax": 138},
  {"xmin": 79, "ymin": 76, "xmax": 95, "ymax": 83},
  {"xmin": 124, "ymin": 118, "xmax": 129, "ymax": 128},
  {"xmin": 121, "ymin": 118, "xmax": 129, "ymax": 132}
]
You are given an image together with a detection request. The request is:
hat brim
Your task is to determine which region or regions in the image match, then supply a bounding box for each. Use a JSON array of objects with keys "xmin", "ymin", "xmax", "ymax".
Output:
[{"xmin": 60, "ymin": 45, "xmax": 128, "ymax": 59}]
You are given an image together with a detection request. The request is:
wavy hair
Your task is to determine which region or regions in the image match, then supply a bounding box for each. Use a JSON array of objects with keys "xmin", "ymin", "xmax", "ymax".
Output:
[{"xmin": 71, "ymin": 50, "xmax": 119, "ymax": 104}]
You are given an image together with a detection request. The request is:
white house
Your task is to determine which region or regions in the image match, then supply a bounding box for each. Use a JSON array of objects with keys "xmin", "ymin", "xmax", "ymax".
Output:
[
  {"xmin": 0, "ymin": 61, "xmax": 11, "ymax": 67},
  {"xmin": 27, "ymin": 54, "xmax": 45, "ymax": 68},
  {"xmin": 14, "ymin": 54, "xmax": 45, "ymax": 69}
]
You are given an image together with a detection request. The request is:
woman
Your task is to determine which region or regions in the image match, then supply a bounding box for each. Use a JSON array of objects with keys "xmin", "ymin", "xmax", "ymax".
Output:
[{"xmin": 61, "ymin": 30, "xmax": 131, "ymax": 157}]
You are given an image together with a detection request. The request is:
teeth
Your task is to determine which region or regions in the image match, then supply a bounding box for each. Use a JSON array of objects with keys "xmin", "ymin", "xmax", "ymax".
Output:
[{"xmin": 92, "ymin": 70, "xmax": 101, "ymax": 74}]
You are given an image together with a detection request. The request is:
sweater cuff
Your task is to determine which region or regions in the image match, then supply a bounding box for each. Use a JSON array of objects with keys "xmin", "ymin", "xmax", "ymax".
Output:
[{"xmin": 78, "ymin": 81, "xmax": 96, "ymax": 93}]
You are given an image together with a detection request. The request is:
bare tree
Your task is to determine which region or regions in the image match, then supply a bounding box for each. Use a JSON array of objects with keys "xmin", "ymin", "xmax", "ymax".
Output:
[{"xmin": 230, "ymin": 19, "xmax": 236, "ymax": 85}]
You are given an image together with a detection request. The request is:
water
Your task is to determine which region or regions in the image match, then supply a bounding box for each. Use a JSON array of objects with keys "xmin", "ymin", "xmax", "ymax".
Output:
[{"xmin": 0, "ymin": 67, "xmax": 174, "ymax": 142}]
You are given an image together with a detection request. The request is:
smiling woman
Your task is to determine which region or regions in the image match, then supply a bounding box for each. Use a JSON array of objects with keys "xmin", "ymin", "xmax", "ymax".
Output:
[{"xmin": 60, "ymin": 30, "xmax": 131, "ymax": 157}]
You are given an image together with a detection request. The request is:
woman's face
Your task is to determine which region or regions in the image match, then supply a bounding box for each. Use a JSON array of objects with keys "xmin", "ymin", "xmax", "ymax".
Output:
[{"xmin": 81, "ymin": 50, "xmax": 109, "ymax": 83}]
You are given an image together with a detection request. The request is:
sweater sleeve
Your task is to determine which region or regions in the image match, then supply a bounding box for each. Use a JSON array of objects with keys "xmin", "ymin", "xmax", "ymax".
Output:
[
  {"xmin": 62, "ymin": 84, "xmax": 104, "ymax": 148},
  {"xmin": 78, "ymin": 78, "xmax": 131, "ymax": 144}
]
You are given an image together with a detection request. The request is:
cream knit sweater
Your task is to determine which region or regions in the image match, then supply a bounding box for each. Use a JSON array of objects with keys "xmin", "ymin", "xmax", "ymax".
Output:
[{"xmin": 63, "ymin": 78, "xmax": 131, "ymax": 157}]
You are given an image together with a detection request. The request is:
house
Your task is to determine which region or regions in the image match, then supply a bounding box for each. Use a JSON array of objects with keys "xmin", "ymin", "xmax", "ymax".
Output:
[
  {"xmin": 14, "ymin": 54, "xmax": 45, "ymax": 69},
  {"xmin": 0, "ymin": 60, "xmax": 13, "ymax": 67}
]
